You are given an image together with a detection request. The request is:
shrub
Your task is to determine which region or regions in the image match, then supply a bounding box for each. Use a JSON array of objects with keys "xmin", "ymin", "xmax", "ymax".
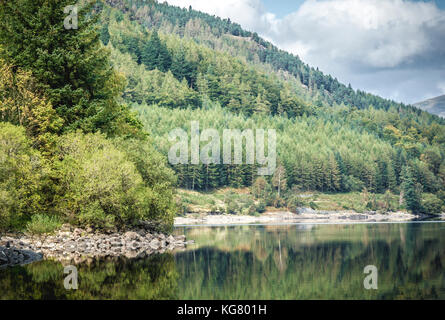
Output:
[
  {"xmin": 0, "ymin": 123, "xmax": 48, "ymax": 231},
  {"xmin": 255, "ymin": 201, "xmax": 267, "ymax": 214},
  {"xmin": 210, "ymin": 205, "xmax": 224, "ymax": 215},
  {"xmin": 54, "ymin": 132, "xmax": 176, "ymax": 229},
  {"xmin": 309, "ymin": 201, "xmax": 319, "ymax": 210},
  {"xmin": 286, "ymin": 195, "xmax": 305, "ymax": 213},
  {"xmin": 26, "ymin": 214, "xmax": 62, "ymax": 234},
  {"xmin": 225, "ymin": 199, "xmax": 239, "ymax": 214},
  {"xmin": 421, "ymin": 194, "xmax": 444, "ymax": 216},
  {"xmin": 343, "ymin": 175, "xmax": 365, "ymax": 192}
]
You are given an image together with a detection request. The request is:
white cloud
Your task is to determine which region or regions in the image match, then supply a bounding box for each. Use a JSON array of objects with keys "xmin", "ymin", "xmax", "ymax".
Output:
[
  {"xmin": 165, "ymin": 0, "xmax": 277, "ymax": 33},
  {"xmin": 165, "ymin": 0, "xmax": 445, "ymax": 103},
  {"xmin": 274, "ymin": 0, "xmax": 445, "ymax": 70},
  {"xmin": 438, "ymin": 82, "xmax": 445, "ymax": 95}
]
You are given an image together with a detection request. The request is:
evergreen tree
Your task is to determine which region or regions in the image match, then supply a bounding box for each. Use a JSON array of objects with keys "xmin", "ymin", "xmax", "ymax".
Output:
[
  {"xmin": 0, "ymin": 0, "xmax": 140, "ymax": 136},
  {"xmin": 171, "ymin": 45, "xmax": 196, "ymax": 88},
  {"xmin": 401, "ymin": 166, "xmax": 422, "ymax": 213},
  {"xmin": 140, "ymin": 29, "xmax": 172, "ymax": 72}
]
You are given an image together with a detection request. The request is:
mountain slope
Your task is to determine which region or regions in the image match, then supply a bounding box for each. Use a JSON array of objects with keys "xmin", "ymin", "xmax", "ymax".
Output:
[
  {"xmin": 96, "ymin": 0, "xmax": 445, "ymax": 211},
  {"xmin": 414, "ymin": 95, "xmax": 445, "ymax": 118},
  {"xmin": 102, "ymin": 0, "xmax": 442, "ymax": 119}
]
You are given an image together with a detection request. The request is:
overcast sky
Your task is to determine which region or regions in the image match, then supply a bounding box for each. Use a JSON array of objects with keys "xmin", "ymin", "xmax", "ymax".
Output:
[{"xmin": 165, "ymin": 0, "xmax": 445, "ymax": 104}]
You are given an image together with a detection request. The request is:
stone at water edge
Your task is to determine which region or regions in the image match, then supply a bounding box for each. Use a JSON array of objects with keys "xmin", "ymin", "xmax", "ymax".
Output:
[
  {"xmin": 167, "ymin": 235, "xmax": 176, "ymax": 244},
  {"xmin": 149, "ymin": 238, "xmax": 160, "ymax": 250}
]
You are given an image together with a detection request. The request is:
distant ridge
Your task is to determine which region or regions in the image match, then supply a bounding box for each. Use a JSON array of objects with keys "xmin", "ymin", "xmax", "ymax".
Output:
[{"xmin": 414, "ymin": 95, "xmax": 445, "ymax": 118}]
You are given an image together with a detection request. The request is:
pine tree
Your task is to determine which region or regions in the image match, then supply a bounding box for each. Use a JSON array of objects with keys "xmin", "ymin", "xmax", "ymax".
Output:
[
  {"xmin": 0, "ymin": 0, "xmax": 140, "ymax": 136},
  {"xmin": 401, "ymin": 166, "xmax": 422, "ymax": 213},
  {"xmin": 140, "ymin": 29, "xmax": 172, "ymax": 72},
  {"xmin": 171, "ymin": 45, "xmax": 196, "ymax": 87},
  {"xmin": 328, "ymin": 155, "xmax": 341, "ymax": 191}
]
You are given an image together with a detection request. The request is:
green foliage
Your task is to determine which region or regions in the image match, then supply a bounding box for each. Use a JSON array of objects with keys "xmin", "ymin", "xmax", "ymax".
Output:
[
  {"xmin": 225, "ymin": 199, "xmax": 239, "ymax": 215},
  {"xmin": 0, "ymin": 0, "xmax": 142, "ymax": 137},
  {"xmin": 26, "ymin": 214, "xmax": 62, "ymax": 235},
  {"xmin": 401, "ymin": 166, "xmax": 422, "ymax": 213},
  {"xmin": 255, "ymin": 201, "xmax": 267, "ymax": 214},
  {"xmin": 102, "ymin": 0, "xmax": 445, "ymax": 210},
  {"xmin": 134, "ymin": 103, "xmax": 403, "ymax": 193},
  {"xmin": 309, "ymin": 201, "xmax": 319, "ymax": 210},
  {"xmin": 0, "ymin": 1, "xmax": 178, "ymax": 233},
  {"xmin": 0, "ymin": 61, "xmax": 63, "ymax": 152},
  {"xmin": 0, "ymin": 253, "xmax": 179, "ymax": 299},
  {"xmin": 421, "ymin": 194, "xmax": 444, "ymax": 215},
  {"xmin": 0, "ymin": 123, "xmax": 48, "ymax": 231},
  {"xmin": 104, "ymin": 0, "xmax": 445, "ymax": 124},
  {"xmin": 53, "ymin": 131, "xmax": 175, "ymax": 229},
  {"xmin": 285, "ymin": 195, "xmax": 305, "ymax": 214},
  {"xmin": 140, "ymin": 29, "xmax": 172, "ymax": 72}
]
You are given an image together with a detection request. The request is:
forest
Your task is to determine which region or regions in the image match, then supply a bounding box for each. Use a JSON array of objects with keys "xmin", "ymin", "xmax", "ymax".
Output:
[
  {"xmin": 0, "ymin": 0, "xmax": 176, "ymax": 232},
  {"xmin": 0, "ymin": 0, "xmax": 444, "ymax": 235},
  {"xmin": 99, "ymin": 0, "xmax": 445, "ymax": 214}
]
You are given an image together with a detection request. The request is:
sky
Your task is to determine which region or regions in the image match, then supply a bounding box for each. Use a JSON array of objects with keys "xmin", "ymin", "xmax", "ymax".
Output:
[{"xmin": 165, "ymin": 0, "xmax": 445, "ymax": 104}]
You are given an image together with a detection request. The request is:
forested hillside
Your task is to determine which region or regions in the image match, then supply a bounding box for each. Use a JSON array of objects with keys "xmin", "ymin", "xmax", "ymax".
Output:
[
  {"xmin": 94, "ymin": 0, "xmax": 445, "ymax": 214},
  {"xmin": 102, "ymin": 0, "xmax": 445, "ymax": 116},
  {"xmin": 0, "ymin": 0, "xmax": 444, "ymax": 222}
]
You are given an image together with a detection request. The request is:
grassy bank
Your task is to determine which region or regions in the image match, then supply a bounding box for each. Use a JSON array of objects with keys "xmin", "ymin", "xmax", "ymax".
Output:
[{"xmin": 176, "ymin": 188, "xmax": 412, "ymax": 216}]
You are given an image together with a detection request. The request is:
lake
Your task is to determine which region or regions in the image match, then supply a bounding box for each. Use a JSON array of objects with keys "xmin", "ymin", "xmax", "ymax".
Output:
[{"xmin": 1, "ymin": 222, "xmax": 444, "ymax": 299}]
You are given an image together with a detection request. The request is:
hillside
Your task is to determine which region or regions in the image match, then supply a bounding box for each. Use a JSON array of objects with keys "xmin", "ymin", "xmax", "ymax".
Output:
[
  {"xmin": 103, "ymin": 0, "xmax": 445, "ymax": 119},
  {"xmin": 414, "ymin": 95, "xmax": 445, "ymax": 118},
  {"xmin": 96, "ymin": 0, "xmax": 445, "ymax": 215},
  {"xmin": 1, "ymin": 0, "xmax": 442, "ymax": 231}
]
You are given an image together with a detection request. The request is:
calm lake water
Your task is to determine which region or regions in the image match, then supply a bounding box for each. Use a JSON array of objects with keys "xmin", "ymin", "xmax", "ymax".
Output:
[{"xmin": 1, "ymin": 222, "xmax": 444, "ymax": 299}]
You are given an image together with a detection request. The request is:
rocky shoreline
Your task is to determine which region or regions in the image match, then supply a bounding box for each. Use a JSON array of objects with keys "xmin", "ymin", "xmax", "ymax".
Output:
[
  {"xmin": 0, "ymin": 244, "xmax": 43, "ymax": 269},
  {"xmin": 0, "ymin": 223, "xmax": 191, "ymax": 268},
  {"xmin": 174, "ymin": 209, "xmax": 424, "ymax": 226}
]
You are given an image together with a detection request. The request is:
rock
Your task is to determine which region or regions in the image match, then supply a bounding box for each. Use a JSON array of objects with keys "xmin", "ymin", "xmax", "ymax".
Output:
[
  {"xmin": 149, "ymin": 238, "xmax": 160, "ymax": 250},
  {"xmin": 124, "ymin": 231, "xmax": 140, "ymax": 241},
  {"xmin": 124, "ymin": 251, "xmax": 139, "ymax": 259},
  {"xmin": 175, "ymin": 235, "xmax": 186, "ymax": 242},
  {"xmin": 1, "ymin": 227, "xmax": 190, "ymax": 266},
  {"xmin": 297, "ymin": 207, "xmax": 316, "ymax": 214},
  {"xmin": 58, "ymin": 231, "xmax": 71, "ymax": 238},
  {"xmin": 129, "ymin": 241, "xmax": 141, "ymax": 250},
  {"xmin": 350, "ymin": 214, "xmax": 368, "ymax": 220},
  {"xmin": 135, "ymin": 229, "xmax": 146, "ymax": 237},
  {"xmin": 60, "ymin": 224, "xmax": 72, "ymax": 232},
  {"xmin": 110, "ymin": 240, "xmax": 123, "ymax": 247}
]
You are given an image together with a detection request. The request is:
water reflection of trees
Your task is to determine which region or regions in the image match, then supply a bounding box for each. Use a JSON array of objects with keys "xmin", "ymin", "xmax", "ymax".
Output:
[
  {"xmin": 0, "ymin": 254, "xmax": 178, "ymax": 300},
  {"xmin": 1, "ymin": 224, "xmax": 443, "ymax": 300},
  {"xmin": 174, "ymin": 224, "xmax": 445, "ymax": 299}
]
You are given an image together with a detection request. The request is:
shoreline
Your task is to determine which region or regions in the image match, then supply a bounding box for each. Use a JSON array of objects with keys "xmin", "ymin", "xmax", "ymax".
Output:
[
  {"xmin": 0, "ymin": 223, "xmax": 189, "ymax": 268},
  {"xmin": 173, "ymin": 209, "xmax": 435, "ymax": 226}
]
